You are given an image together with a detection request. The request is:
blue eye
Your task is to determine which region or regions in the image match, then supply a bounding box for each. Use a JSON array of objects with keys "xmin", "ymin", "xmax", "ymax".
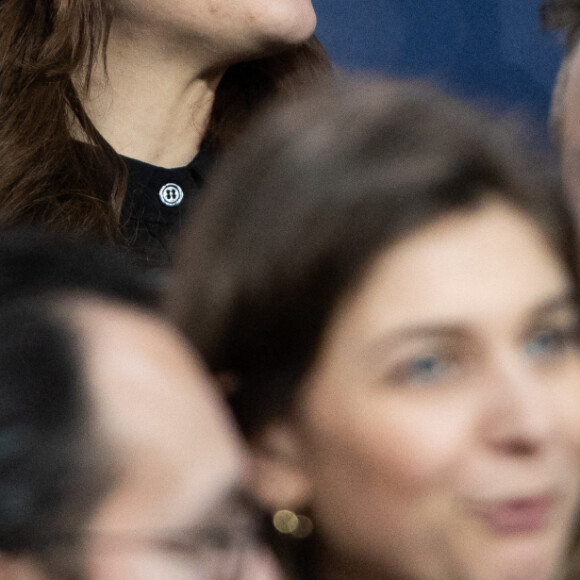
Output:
[
  {"xmin": 398, "ymin": 355, "xmax": 451, "ymax": 384},
  {"xmin": 525, "ymin": 329, "xmax": 575, "ymax": 359}
]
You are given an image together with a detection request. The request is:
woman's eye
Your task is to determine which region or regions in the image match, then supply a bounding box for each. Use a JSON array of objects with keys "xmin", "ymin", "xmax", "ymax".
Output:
[
  {"xmin": 525, "ymin": 327, "xmax": 578, "ymax": 359},
  {"xmin": 392, "ymin": 354, "xmax": 452, "ymax": 386}
]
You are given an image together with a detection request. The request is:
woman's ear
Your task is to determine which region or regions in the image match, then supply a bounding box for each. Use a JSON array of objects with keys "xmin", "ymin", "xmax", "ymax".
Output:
[{"xmin": 248, "ymin": 420, "xmax": 312, "ymax": 513}]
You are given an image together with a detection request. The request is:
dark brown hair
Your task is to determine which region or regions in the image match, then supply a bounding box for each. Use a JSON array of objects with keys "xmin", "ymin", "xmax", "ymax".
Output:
[
  {"xmin": 0, "ymin": 0, "xmax": 330, "ymax": 243},
  {"xmin": 541, "ymin": 0, "xmax": 580, "ymax": 53},
  {"xmin": 0, "ymin": 228, "xmax": 158, "ymax": 579},
  {"xmin": 539, "ymin": 0, "xmax": 580, "ymax": 143},
  {"xmin": 167, "ymin": 77, "xmax": 578, "ymax": 438}
]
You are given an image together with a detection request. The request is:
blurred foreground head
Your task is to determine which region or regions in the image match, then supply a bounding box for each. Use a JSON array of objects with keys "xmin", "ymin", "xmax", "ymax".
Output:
[
  {"xmin": 0, "ymin": 231, "xmax": 280, "ymax": 580},
  {"xmin": 169, "ymin": 77, "xmax": 580, "ymax": 580},
  {"xmin": 541, "ymin": 0, "xmax": 580, "ymax": 211}
]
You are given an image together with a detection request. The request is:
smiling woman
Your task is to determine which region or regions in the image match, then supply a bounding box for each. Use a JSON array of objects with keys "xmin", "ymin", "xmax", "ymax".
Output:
[
  {"xmin": 168, "ymin": 77, "xmax": 580, "ymax": 580},
  {"xmin": 0, "ymin": 0, "xmax": 328, "ymax": 268},
  {"xmin": 293, "ymin": 201, "xmax": 580, "ymax": 580}
]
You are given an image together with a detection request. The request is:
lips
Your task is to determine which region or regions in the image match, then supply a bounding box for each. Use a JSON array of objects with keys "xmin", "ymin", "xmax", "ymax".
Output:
[{"xmin": 474, "ymin": 495, "xmax": 556, "ymax": 534}]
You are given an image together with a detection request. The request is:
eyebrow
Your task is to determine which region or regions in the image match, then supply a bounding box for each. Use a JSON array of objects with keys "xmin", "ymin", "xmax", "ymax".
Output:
[
  {"xmin": 365, "ymin": 326, "xmax": 466, "ymax": 359},
  {"xmin": 531, "ymin": 293, "xmax": 577, "ymax": 318},
  {"xmin": 364, "ymin": 293, "xmax": 577, "ymax": 358}
]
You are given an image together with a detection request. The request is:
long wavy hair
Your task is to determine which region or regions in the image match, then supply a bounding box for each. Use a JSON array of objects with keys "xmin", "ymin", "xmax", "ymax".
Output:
[{"xmin": 0, "ymin": 0, "xmax": 330, "ymax": 243}]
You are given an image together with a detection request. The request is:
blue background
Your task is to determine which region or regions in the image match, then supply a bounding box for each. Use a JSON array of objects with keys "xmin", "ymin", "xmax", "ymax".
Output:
[{"xmin": 313, "ymin": 0, "xmax": 563, "ymax": 135}]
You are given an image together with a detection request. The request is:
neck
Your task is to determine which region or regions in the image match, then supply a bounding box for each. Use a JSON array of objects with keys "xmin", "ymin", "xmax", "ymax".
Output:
[{"xmin": 77, "ymin": 18, "xmax": 226, "ymax": 168}]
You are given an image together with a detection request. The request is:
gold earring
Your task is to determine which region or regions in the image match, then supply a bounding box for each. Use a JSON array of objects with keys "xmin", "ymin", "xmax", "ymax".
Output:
[{"xmin": 272, "ymin": 509, "xmax": 314, "ymax": 539}]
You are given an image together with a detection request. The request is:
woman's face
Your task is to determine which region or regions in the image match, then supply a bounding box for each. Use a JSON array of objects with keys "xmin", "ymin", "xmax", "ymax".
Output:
[
  {"xmin": 112, "ymin": 0, "xmax": 317, "ymax": 62},
  {"xmin": 292, "ymin": 200, "xmax": 580, "ymax": 580}
]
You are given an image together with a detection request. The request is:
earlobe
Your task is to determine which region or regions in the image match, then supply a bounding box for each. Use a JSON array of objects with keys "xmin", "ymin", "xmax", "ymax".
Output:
[{"xmin": 248, "ymin": 420, "xmax": 312, "ymax": 512}]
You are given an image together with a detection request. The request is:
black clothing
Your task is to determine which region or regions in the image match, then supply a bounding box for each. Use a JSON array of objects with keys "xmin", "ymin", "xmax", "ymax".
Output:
[{"xmin": 120, "ymin": 149, "xmax": 213, "ymax": 271}]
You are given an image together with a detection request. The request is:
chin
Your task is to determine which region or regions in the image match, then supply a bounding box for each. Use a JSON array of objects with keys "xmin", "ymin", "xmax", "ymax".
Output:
[{"xmin": 256, "ymin": 2, "xmax": 318, "ymax": 47}]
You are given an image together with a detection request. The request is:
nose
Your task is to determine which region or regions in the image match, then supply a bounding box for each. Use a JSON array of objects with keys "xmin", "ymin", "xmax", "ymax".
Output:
[{"xmin": 482, "ymin": 359, "xmax": 555, "ymax": 456}]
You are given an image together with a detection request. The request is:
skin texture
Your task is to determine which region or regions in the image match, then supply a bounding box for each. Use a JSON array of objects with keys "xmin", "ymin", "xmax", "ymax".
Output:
[
  {"xmin": 112, "ymin": 0, "xmax": 318, "ymax": 57},
  {"xmin": 72, "ymin": 300, "xmax": 281, "ymax": 580},
  {"xmin": 80, "ymin": 0, "xmax": 317, "ymax": 167},
  {"xmin": 261, "ymin": 200, "xmax": 580, "ymax": 580},
  {"xmin": 559, "ymin": 44, "xmax": 580, "ymax": 214}
]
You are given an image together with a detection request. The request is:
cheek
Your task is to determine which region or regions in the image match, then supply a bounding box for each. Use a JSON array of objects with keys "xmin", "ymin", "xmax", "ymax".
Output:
[
  {"xmin": 301, "ymin": 391, "xmax": 474, "ymax": 540},
  {"xmin": 552, "ymin": 381, "xmax": 580, "ymax": 485},
  {"xmin": 558, "ymin": 371, "xmax": 580, "ymax": 442}
]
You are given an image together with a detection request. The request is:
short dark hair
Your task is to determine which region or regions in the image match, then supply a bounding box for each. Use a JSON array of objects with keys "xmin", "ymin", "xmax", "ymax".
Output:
[
  {"xmin": 0, "ymin": 230, "xmax": 158, "ymax": 577},
  {"xmin": 0, "ymin": 297, "xmax": 101, "ymax": 579},
  {"xmin": 168, "ymin": 77, "xmax": 578, "ymax": 438}
]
